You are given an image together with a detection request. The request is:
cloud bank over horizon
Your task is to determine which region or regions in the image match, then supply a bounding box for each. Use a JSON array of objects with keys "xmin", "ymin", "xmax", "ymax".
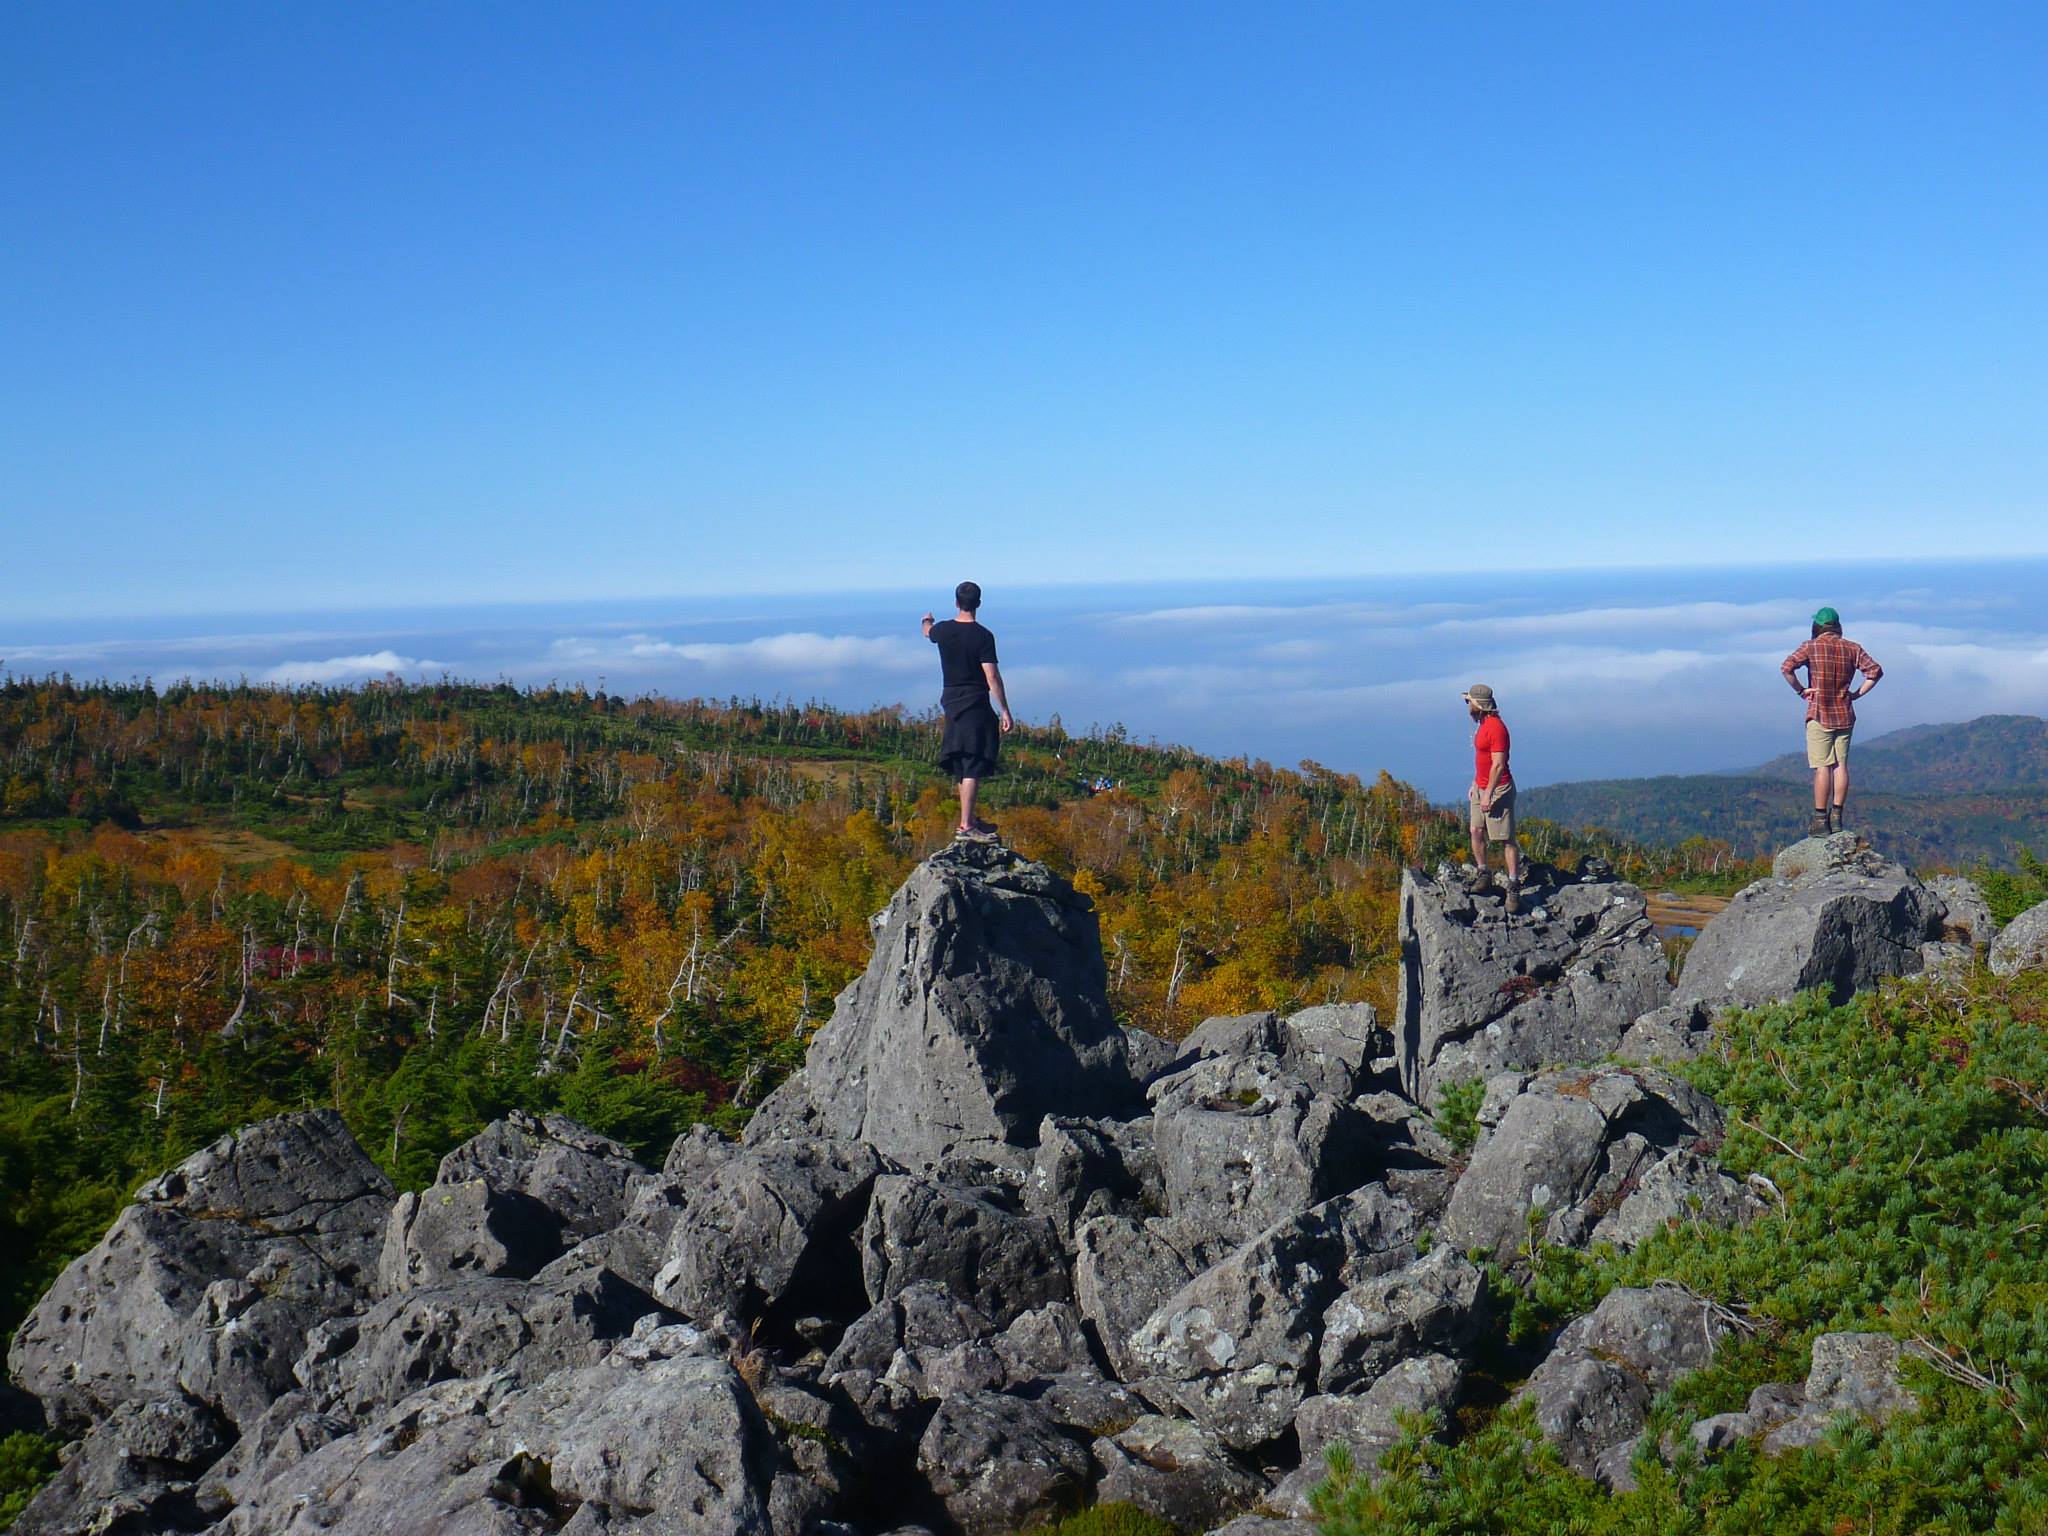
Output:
[{"xmin": 7, "ymin": 562, "xmax": 2044, "ymax": 799}]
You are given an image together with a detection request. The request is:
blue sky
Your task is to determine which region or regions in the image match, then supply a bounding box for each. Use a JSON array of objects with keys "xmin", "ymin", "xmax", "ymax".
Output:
[{"xmin": 3, "ymin": 3, "xmax": 2045, "ymax": 621}]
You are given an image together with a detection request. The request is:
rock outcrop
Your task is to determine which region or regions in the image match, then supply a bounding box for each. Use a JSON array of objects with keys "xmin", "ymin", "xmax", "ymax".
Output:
[
  {"xmin": 746, "ymin": 841, "xmax": 1142, "ymax": 1169},
  {"xmin": 9, "ymin": 1110, "xmax": 392, "ymax": 1436},
  {"xmin": 1677, "ymin": 833, "xmax": 1944, "ymax": 1008},
  {"xmin": 1990, "ymin": 898, "xmax": 2048, "ymax": 977},
  {"xmin": 1396, "ymin": 862, "xmax": 1671, "ymax": 1104},
  {"xmin": 10, "ymin": 842, "xmax": 1823, "ymax": 1535}
]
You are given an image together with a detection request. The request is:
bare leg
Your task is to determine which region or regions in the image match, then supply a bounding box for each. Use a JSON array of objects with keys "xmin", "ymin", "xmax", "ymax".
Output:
[
  {"xmin": 1830, "ymin": 764, "xmax": 1849, "ymax": 810},
  {"xmin": 958, "ymin": 776, "xmax": 979, "ymax": 831},
  {"xmin": 1468, "ymin": 802, "xmax": 1487, "ymax": 870},
  {"xmin": 1503, "ymin": 841, "xmax": 1521, "ymax": 885},
  {"xmin": 1811, "ymin": 766, "xmax": 1829, "ymax": 811}
]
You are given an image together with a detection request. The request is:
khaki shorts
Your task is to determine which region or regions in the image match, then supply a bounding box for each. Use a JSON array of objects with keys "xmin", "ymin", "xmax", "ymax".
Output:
[
  {"xmin": 1469, "ymin": 783, "xmax": 1517, "ymax": 843},
  {"xmin": 1805, "ymin": 722, "xmax": 1852, "ymax": 769}
]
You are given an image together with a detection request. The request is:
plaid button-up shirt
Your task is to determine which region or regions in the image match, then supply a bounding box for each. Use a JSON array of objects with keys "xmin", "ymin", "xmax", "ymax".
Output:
[{"xmin": 1781, "ymin": 633, "xmax": 1882, "ymax": 729}]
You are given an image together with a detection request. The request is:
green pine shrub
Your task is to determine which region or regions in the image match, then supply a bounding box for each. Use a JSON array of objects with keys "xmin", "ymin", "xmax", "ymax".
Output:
[{"xmin": 1319, "ymin": 969, "xmax": 2048, "ymax": 1535}]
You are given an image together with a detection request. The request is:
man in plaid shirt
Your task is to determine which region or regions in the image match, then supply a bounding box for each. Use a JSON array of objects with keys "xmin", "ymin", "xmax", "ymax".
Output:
[{"xmin": 1781, "ymin": 606, "xmax": 1882, "ymax": 837}]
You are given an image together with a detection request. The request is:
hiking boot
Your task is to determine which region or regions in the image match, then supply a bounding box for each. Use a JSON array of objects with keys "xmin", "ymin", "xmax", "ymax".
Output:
[
  {"xmin": 1470, "ymin": 865, "xmax": 1494, "ymax": 892},
  {"xmin": 1504, "ymin": 881, "xmax": 1521, "ymax": 915},
  {"xmin": 1808, "ymin": 809, "xmax": 1832, "ymax": 838},
  {"xmin": 1829, "ymin": 806, "xmax": 1845, "ymax": 833}
]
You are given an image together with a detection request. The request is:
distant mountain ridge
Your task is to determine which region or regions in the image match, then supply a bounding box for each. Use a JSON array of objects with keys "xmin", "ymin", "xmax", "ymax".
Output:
[
  {"xmin": 1521, "ymin": 714, "xmax": 2048, "ymax": 868},
  {"xmin": 1729, "ymin": 713, "xmax": 2048, "ymax": 795}
]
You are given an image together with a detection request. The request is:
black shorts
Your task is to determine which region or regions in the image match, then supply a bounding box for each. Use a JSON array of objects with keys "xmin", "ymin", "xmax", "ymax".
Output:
[{"xmin": 939, "ymin": 689, "xmax": 1001, "ymax": 782}]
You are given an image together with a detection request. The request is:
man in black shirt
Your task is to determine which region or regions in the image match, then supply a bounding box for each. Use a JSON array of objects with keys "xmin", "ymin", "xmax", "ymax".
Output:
[{"xmin": 921, "ymin": 581, "xmax": 1014, "ymax": 839}]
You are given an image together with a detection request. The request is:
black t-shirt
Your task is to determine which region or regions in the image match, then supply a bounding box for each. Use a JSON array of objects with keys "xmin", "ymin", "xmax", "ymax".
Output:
[{"xmin": 929, "ymin": 619, "xmax": 998, "ymax": 689}]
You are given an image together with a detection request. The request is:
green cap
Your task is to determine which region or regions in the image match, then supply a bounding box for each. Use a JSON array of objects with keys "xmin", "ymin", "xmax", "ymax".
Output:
[{"xmin": 1812, "ymin": 606, "xmax": 1839, "ymax": 626}]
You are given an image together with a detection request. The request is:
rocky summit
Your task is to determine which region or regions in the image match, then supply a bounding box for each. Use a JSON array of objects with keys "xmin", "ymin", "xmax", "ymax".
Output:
[{"xmin": 8, "ymin": 835, "xmax": 2026, "ymax": 1536}]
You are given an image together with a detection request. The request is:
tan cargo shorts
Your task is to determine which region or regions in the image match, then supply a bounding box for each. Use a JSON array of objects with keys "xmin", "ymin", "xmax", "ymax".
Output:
[
  {"xmin": 1469, "ymin": 783, "xmax": 1517, "ymax": 843},
  {"xmin": 1805, "ymin": 722, "xmax": 1852, "ymax": 769}
]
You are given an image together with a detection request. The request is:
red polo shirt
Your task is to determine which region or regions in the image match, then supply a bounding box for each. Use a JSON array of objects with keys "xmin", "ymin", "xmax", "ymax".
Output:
[{"xmin": 1474, "ymin": 715, "xmax": 1512, "ymax": 788}]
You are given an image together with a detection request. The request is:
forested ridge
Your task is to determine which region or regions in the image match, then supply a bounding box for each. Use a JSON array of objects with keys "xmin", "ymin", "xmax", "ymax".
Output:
[{"xmin": 0, "ymin": 676, "xmax": 1768, "ymax": 1348}]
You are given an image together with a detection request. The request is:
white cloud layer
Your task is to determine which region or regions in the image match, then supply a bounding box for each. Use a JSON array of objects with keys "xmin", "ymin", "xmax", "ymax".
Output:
[
  {"xmin": 547, "ymin": 631, "xmax": 927, "ymax": 675},
  {"xmin": 262, "ymin": 651, "xmax": 449, "ymax": 684}
]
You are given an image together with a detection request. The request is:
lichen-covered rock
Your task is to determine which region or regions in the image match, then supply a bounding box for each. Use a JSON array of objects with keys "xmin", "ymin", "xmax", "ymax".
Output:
[
  {"xmin": 1439, "ymin": 1068, "xmax": 1724, "ymax": 1272},
  {"xmin": 655, "ymin": 1138, "xmax": 886, "ymax": 1334},
  {"xmin": 377, "ymin": 1180, "xmax": 562, "ymax": 1294},
  {"xmin": 1128, "ymin": 1188, "xmax": 1419, "ymax": 1450},
  {"xmin": 1517, "ymin": 1284, "xmax": 1730, "ymax": 1478},
  {"xmin": 10, "ymin": 1394, "xmax": 230, "ymax": 1536},
  {"xmin": 1617, "ymin": 999, "xmax": 1718, "ymax": 1064},
  {"xmin": 1678, "ymin": 834, "xmax": 1943, "ymax": 1007},
  {"xmin": 1025, "ymin": 1116, "xmax": 1160, "ymax": 1245},
  {"xmin": 859, "ymin": 1175, "xmax": 1069, "ymax": 1324},
  {"xmin": 1990, "ymin": 898, "xmax": 2048, "ymax": 978},
  {"xmin": 1091, "ymin": 1414, "xmax": 1268, "ymax": 1531},
  {"xmin": 1273, "ymin": 1352, "xmax": 1464, "ymax": 1513},
  {"xmin": 213, "ymin": 1355, "xmax": 781, "ymax": 1535},
  {"xmin": 9, "ymin": 1109, "xmax": 391, "ymax": 1434},
  {"xmin": 1395, "ymin": 865, "xmax": 1672, "ymax": 1104},
  {"xmin": 297, "ymin": 1269, "xmax": 671, "ymax": 1417},
  {"xmin": 435, "ymin": 1112, "xmax": 645, "ymax": 1240},
  {"xmin": 1316, "ymin": 1248, "xmax": 1486, "ymax": 1394},
  {"xmin": 746, "ymin": 842, "xmax": 1141, "ymax": 1170},
  {"xmin": 1153, "ymin": 1076, "xmax": 1379, "ymax": 1248},
  {"xmin": 916, "ymin": 1392, "xmax": 1092, "ymax": 1536},
  {"xmin": 1927, "ymin": 876, "xmax": 2000, "ymax": 948},
  {"xmin": 1584, "ymin": 1147, "xmax": 1763, "ymax": 1251},
  {"xmin": 1071, "ymin": 1214, "xmax": 1220, "ymax": 1382}
]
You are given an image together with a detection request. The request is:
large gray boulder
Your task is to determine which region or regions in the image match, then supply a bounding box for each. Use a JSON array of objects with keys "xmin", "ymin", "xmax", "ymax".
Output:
[
  {"xmin": 859, "ymin": 1175, "xmax": 1069, "ymax": 1323},
  {"xmin": 10, "ymin": 1393, "xmax": 229, "ymax": 1536},
  {"xmin": 1151, "ymin": 1069, "xmax": 1380, "ymax": 1249},
  {"xmin": 1439, "ymin": 1067, "xmax": 1727, "ymax": 1271},
  {"xmin": 1272, "ymin": 1352, "xmax": 1464, "ymax": 1514},
  {"xmin": 1518, "ymin": 1283, "xmax": 1731, "ymax": 1480},
  {"xmin": 1127, "ymin": 1188, "xmax": 1419, "ymax": 1450},
  {"xmin": 9, "ymin": 1110, "xmax": 391, "ymax": 1434},
  {"xmin": 916, "ymin": 1392, "xmax": 1093, "ymax": 1536},
  {"xmin": 211, "ymin": 1354, "xmax": 783, "ymax": 1535},
  {"xmin": 434, "ymin": 1111, "xmax": 645, "ymax": 1240},
  {"xmin": 377, "ymin": 1179, "xmax": 562, "ymax": 1293},
  {"xmin": 1692, "ymin": 1331, "xmax": 1924, "ymax": 1458},
  {"xmin": 1990, "ymin": 898, "xmax": 2048, "ymax": 977},
  {"xmin": 1927, "ymin": 876, "xmax": 1999, "ymax": 948},
  {"xmin": 1091, "ymin": 1414, "xmax": 1268, "ymax": 1530},
  {"xmin": 1175, "ymin": 1004, "xmax": 1391, "ymax": 1101},
  {"xmin": 1070, "ymin": 1214, "xmax": 1222, "ymax": 1382},
  {"xmin": 1024, "ymin": 1115, "xmax": 1160, "ymax": 1246},
  {"xmin": 746, "ymin": 842, "xmax": 1141, "ymax": 1170},
  {"xmin": 655, "ymin": 1137, "xmax": 886, "ymax": 1334},
  {"xmin": 1316, "ymin": 1247, "xmax": 1486, "ymax": 1395},
  {"xmin": 1395, "ymin": 864, "xmax": 1671, "ymax": 1104},
  {"xmin": 1678, "ymin": 834, "xmax": 1943, "ymax": 1007},
  {"xmin": 296, "ymin": 1269, "xmax": 671, "ymax": 1417}
]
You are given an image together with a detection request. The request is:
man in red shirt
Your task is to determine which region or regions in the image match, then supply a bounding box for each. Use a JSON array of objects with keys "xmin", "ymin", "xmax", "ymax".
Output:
[
  {"xmin": 1463, "ymin": 684, "xmax": 1521, "ymax": 912},
  {"xmin": 1780, "ymin": 606, "xmax": 1882, "ymax": 837}
]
